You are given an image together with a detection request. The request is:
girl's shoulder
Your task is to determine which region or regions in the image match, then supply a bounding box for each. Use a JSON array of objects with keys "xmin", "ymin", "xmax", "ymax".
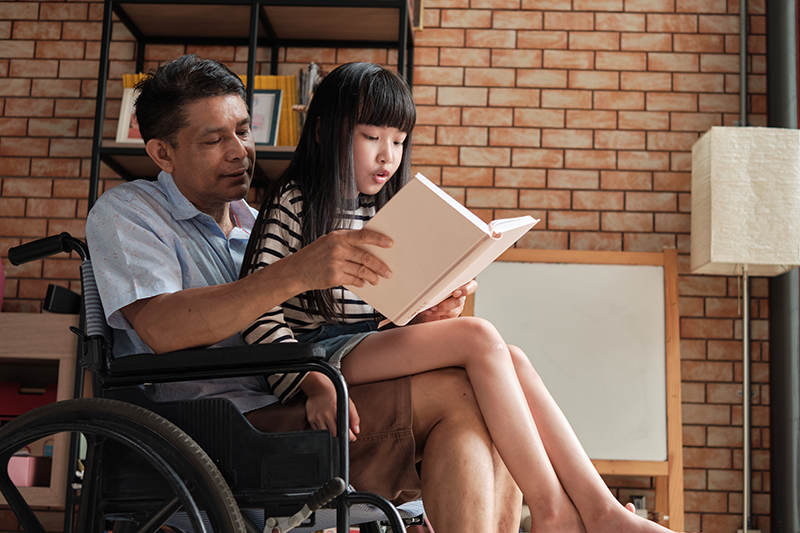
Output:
[{"xmin": 276, "ymin": 180, "xmax": 303, "ymax": 205}]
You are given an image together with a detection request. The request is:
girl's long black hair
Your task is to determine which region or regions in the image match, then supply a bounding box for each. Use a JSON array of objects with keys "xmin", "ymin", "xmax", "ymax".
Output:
[{"xmin": 241, "ymin": 62, "xmax": 417, "ymax": 322}]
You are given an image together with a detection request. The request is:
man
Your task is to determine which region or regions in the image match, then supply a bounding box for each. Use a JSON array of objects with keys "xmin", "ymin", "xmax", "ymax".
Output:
[{"xmin": 86, "ymin": 55, "xmax": 521, "ymax": 532}]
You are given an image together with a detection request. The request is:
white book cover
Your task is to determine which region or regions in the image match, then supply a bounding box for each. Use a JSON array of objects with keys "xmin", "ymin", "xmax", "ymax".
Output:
[{"xmin": 346, "ymin": 173, "xmax": 539, "ymax": 325}]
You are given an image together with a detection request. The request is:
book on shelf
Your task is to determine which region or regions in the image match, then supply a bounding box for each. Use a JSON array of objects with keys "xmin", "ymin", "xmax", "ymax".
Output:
[
  {"xmin": 346, "ymin": 173, "xmax": 539, "ymax": 326},
  {"xmin": 240, "ymin": 74, "xmax": 301, "ymax": 146},
  {"xmin": 116, "ymin": 74, "xmax": 148, "ymax": 144}
]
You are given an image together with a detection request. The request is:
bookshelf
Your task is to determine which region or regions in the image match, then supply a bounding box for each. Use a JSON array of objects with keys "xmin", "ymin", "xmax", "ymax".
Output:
[
  {"xmin": 89, "ymin": 0, "xmax": 417, "ymax": 205},
  {"xmin": 0, "ymin": 313, "xmax": 79, "ymax": 508}
]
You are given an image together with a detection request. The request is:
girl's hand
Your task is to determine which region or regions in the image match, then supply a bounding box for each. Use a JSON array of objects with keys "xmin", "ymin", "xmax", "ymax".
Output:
[
  {"xmin": 302, "ymin": 373, "xmax": 360, "ymax": 441},
  {"xmin": 411, "ymin": 279, "xmax": 478, "ymax": 323}
]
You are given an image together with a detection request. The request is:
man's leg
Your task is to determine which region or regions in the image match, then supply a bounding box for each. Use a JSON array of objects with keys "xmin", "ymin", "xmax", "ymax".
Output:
[{"xmin": 410, "ymin": 368, "xmax": 522, "ymax": 533}]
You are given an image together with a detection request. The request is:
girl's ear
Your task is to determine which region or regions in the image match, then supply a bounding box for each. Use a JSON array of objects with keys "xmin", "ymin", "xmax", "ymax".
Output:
[{"xmin": 145, "ymin": 138, "xmax": 176, "ymax": 174}]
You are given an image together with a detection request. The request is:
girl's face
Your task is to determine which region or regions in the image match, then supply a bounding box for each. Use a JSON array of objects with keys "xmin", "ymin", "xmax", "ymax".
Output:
[{"xmin": 352, "ymin": 123, "xmax": 407, "ymax": 196}]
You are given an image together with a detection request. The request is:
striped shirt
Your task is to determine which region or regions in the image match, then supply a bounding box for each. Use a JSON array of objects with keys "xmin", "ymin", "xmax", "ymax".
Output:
[{"xmin": 241, "ymin": 182, "xmax": 380, "ymax": 400}]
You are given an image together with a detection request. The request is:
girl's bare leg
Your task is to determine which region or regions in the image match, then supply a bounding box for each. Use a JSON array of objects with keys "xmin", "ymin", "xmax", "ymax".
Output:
[
  {"xmin": 507, "ymin": 345, "xmax": 684, "ymax": 533},
  {"xmin": 342, "ymin": 317, "xmax": 584, "ymax": 533}
]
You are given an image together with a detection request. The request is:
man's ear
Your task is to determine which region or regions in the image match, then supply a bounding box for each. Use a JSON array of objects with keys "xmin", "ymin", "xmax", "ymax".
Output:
[{"xmin": 145, "ymin": 138, "xmax": 175, "ymax": 174}]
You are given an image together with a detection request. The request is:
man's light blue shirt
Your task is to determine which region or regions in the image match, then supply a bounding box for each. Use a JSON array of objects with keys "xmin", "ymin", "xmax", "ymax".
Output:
[{"xmin": 86, "ymin": 171, "xmax": 278, "ymax": 411}]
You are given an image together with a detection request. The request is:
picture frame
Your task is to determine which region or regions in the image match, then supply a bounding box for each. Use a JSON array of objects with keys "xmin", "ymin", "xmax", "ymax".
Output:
[
  {"xmin": 115, "ymin": 87, "xmax": 144, "ymax": 144},
  {"xmin": 251, "ymin": 89, "xmax": 282, "ymax": 146}
]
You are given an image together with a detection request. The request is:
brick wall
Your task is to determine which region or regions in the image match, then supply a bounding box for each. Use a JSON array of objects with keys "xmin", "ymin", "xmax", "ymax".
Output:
[{"xmin": 0, "ymin": 0, "xmax": 771, "ymax": 532}]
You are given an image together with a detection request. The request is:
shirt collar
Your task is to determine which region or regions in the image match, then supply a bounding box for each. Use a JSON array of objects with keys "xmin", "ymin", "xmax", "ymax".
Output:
[{"xmin": 158, "ymin": 170, "xmax": 256, "ymax": 234}]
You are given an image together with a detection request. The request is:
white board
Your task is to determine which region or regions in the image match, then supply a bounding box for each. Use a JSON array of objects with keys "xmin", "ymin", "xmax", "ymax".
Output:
[{"xmin": 474, "ymin": 261, "xmax": 668, "ymax": 462}]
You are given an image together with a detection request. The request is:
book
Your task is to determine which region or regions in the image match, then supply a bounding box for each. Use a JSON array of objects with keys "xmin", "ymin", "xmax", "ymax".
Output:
[{"xmin": 346, "ymin": 173, "xmax": 539, "ymax": 325}]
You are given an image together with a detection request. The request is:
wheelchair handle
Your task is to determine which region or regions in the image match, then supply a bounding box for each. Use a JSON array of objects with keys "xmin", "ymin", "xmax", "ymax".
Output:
[
  {"xmin": 306, "ymin": 477, "xmax": 346, "ymax": 512},
  {"xmin": 9, "ymin": 232, "xmax": 89, "ymax": 264}
]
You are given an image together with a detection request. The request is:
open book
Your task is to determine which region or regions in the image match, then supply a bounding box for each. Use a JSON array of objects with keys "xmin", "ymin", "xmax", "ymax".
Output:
[{"xmin": 346, "ymin": 173, "xmax": 539, "ymax": 325}]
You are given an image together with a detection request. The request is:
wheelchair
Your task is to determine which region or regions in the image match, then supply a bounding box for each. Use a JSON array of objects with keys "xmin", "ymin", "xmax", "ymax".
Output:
[{"xmin": 0, "ymin": 233, "xmax": 424, "ymax": 533}]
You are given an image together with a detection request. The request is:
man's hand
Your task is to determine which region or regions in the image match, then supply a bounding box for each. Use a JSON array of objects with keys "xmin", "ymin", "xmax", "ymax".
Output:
[
  {"xmin": 302, "ymin": 373, "xmax": 360, "ymax": 442},
  {"xmin": 411, "ymin": 279, "xmax": 478, "ymax": 324},
  {"xmin": 288, "ymin": 229, "xmax": 393, "ymax": 291}
]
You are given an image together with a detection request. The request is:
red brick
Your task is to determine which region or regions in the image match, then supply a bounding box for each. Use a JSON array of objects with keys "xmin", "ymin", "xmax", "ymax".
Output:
[
  {"xmin": 59, "ymin": 59, "xmax": 100, "ymax": 79},
  {"xmin": 595, "ymin": 131, "xmax": 646, "ymax": 150},
  {"xmin": 414, "ymin": 126, "xmax": 436, "ymax": 145},
  {"xmin": 708, "ymin": 382, "xmax": 750, "ymax": 404},
  {"xmin": 517, "ymin": 30, "xmax": 568, "ymax": 50},
  {"xmin": 625, "ymin": 191, "xmax": 677, "ymax": 211},
  {"xmin": 516, "ymin": 229, "xmax": 568, "ymax": 249},
  {"xmin": 60, "ymin": 20, "xmax": 102, "ymax": 41},
  {"xmin": 0, "ymin": 3, "xmax": 40, "ymax": 20},
  {"xmin": 677, "ymin": 0, "xmax": 727, "ymax": 13},
  {"xmin": 595, "ymin": 51, "xmax": 647, "ymax": 71},
  {"xmin": 465, "ymin": 187, "xmax": 518, "ymax": 208},
  {"xmin": 601, "ymin": 171, "xmax": 652, "ymax": 190},
  {"xmin": 646, "ymin": 92, "xmax": 698, "ymax": 111},
  {"xmin": 681, "ymin": 296, "xmax": 705, "ymax": 318},
  {"xmin": 48, "ymin": 138, "xmax": 92, "ymax": 158},
  {"xmin": 624, "ymin": 232, "xmax": 675, "ymax": 252},
  {"xmin": 517, "ymin": 69, "xmax": 568, "ymax": 88},
  {"xmin": 519, "ymin": 189, "xmax": 571, "ymax": 209},
  {"xmin": 566, "ymin": 110, "xmax": 617, "ymax": 129},
  {"xmin": 459, "ymin": 146, "xmax": 510, "ymax": 167},
  {"xmin": 543, "ymin": 50, "xmax": 594, "ymax": 70},
  {"xmin": 569, "ymin": 31, "xmax": 620, "ymax": 51},
  {"xmin": 0, "ymin": 157, "xmax": 31, "ymax": 177},
  {"xmin": 0, "ymin": 137, "xmax": 49, "ymax": 157},
  {"xmin": 490, "ymin": 49, "xmax": 543, "ymax": 68},
  {"xmin": 684, "ymin": 490, "xmax": 729, "ymax": 513},
  {"xmin": 441, "ymin": 9, "xmax": 492, "ymax": 28},
  {"xmin": 573, "ymin": 0, "xmax": 624, "ymax": 10},
  {"xmin": 411, "ymin": 145, "xmax": 459, "ymax": 165},
  {"xmin": 25, "ymin": 198, "xmax": 78, "ymax": 218},
  {"xmin": 489, "ymin": 127, "xmax": 541, "ymax": 147},
  {"xmin": 414, "ymin": 66, "xmax": 464, "ymax": 86},
  {"xmin": 707, "ymin": 426, "xmax": 743, "ymax": 448},
  {"xmin": 602, "ymin": 211, "xmax": 651, "ymax": 232},
  {"xmin": 465, "ymin": 67, "xmax": 516, "ymax": 87},
  {"xmin": 8, "ymin": 59, "xmax": 58, "ymax": 77},
  {"xmin": 618, "ymin": 111, "xmax": 670, "ymax": 130},
  {"xmin": 472, "ymin": 0, "xmax": 519, "ymax": 8},
  {"xmin": 648, "ymin": 53, "xmax": 700, "ymax": 72},
  {"xmin": 0, "ymin": 197, "xmax": 25, "ymax": 217},
  {"xmin": 495, "ymin": 168, "xmax": 547, "ymax": 188},
  {"xmin": 492, "ymin": 10, "xmax": 543, "ymax": 30},
  {"xmin": 441, "ymin": 166, "xmax": 494, "ymax": 187},
  {"xmin": 437, "ymin": 126, "xmax": 488, "ymax": 146},
  {"xmin": 673, "ymin": 73, "xmax": 725, "ymax": 93},
  {"xmin": 682, "ymin": 404, "xmax": 733, "ymax": 427},
  {"xmin": 414, "ymin": 48, "xmax": 440, "ymax": 67},
  {"xmin": 465, "ymin": 29, "xmax": 516, "ymax": 48},
  {"xmin": 620, "ymin": 72, "xmax": 672, "ymax": 91},
  {"xmin": 463, "ymin": 107, "xmax": 514, "ymax": 126},
  {"xmin": 515, "ymin": 108, "xmax": 565, "ymax": 128},
  {"xmin": 417, "ymin": 105, "xmax": 462, "ymax": 126},
  {"xmin": 620, "ymin": 32, "xmax": 672, "ymax": 52},
  {"xmin": 647, "ymin": 131, "xmax": 699, "ymax": 151},
  {"xmin": 35, "ymin": 40, "xmax": 86, "ymax": 60},
  {"xmin": 440, "ymin": 47, "xmax": 491, "ymax": 67},
  {"xmin": 547, "ymin": 169, "xmax": 599, "ymax": 188},
  {"xmin": 488, "ymin": 88, "xmax": 540, "ymax": 108},
  {"xmin": 625, "ymin": 0, "xmax": 676, "ymax": 11},
  {"xmin": 654, "ymin": 172, "xmax": 691, "ymax": 191},
  {"xmin": 512, "ymin": 148, "xmax": 564, "ymax": 168},
  {"xmin": 30, "ymin": 79, "xmax": 82, "ymax": 99},
  {"xmin": 647, "ymin": 14, "xmax": 698, "ymax": 33},
  {"xmin": 698, "ymin": 93, "xmax": 739, "ymax": 113},
  {"xmin": 700, "ymin": 54, "xmax": 740, "ymax": 73},
  {"xmin": 541, "ymin": 89, "xmax": 593, "ymax": 109},
  {"xmin": 548, "ymin": 211, "xmax": 599, "ymax": 230},
  {"xmin": 0, "ymin": 78, "xmax": 32, "ymax": 97},
  {"xmin": 565, "ymin": 149, "xmax": 616, "ymax": 169},
  {"xmin": 568, "ymin": 70, "xmax": 619, "ymax": 89},
  {"xmin": 682, "ymin": 317, "xmax": 734, "ymax": 339},
  {"xmin": 681, "ymin": 339, "xmax": 707, "ymax": 360},
  {"xmin": 596, "ymin": 13, "xmax": 646, "ymax": 31},
  {"xmin": 674, "ymin": 34, "xmax": 725, "ymax": 53},
  {"xmin": 30, "ymin": 158, "xmax": 81, "ymax": 179},
  {"xmin": 542, "ymin": 129, "xmax": 593, "ymax": 149},
  {"xmin": 595, "ymin": 91, "xmax": 646, "ymax": 110},
  {"xmin": 544, "ymin": 11, "xmax": 594, "ymax": 30},
  {"xmin": 12, "ymin": 21, "xmax": 62, "ymax": 40},
  {"xmin": 0, "ymin": 217, "xmax": 48, "ymax": 238},
  {"xmin": 683, "ymin": 360, "xmax": 734, "ymax": 382},
  {"xmin": 27, "ymin": 118, "xmax": 78, "ymax": 138},
  {"xmin": 53, "ymin": 178, "xmax": 89, "ymax": 199},
  {"xmin": 698, "ymin": 14, "xmax": 739, "ymax": 33},
  {"xmin": 437, "ymin": 87, "xmax": 489, "ymax": 106},
  {"xmin": 521, "ymin": 0, "xmax": 571, "ymax": 8},
  {"xmin": 573, "ymin": 190, "xmax": 624, "ymax": 210},
  {"xmin": 570, "ymin": 231, "xmax": 622, "ymax": 251},
  {"xmin": 0, "ymin": 118, "xmax": 27, "ymax": 137}
]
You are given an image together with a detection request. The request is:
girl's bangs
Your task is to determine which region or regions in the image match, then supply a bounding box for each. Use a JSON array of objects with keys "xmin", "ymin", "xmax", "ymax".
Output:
[{"xmin": 357, "ymin": 73, "xmax": 416, "ymax": 133}]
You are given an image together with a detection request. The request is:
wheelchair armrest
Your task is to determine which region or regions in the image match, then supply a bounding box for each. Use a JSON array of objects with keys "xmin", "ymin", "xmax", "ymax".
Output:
[{"xmin": 103, "ymin": 342, "xmax": 328, "ymax": 386}]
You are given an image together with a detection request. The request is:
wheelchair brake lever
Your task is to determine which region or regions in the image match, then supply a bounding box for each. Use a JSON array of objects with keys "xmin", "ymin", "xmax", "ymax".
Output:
[{"xmin": 264, "ymin": 477, "xmax": 346, "ymax": 533}]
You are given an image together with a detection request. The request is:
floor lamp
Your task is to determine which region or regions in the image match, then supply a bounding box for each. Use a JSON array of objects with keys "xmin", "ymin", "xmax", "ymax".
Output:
[{"xmin": 691, "ymin": 126, "xmax": 800, "ymax": 532}]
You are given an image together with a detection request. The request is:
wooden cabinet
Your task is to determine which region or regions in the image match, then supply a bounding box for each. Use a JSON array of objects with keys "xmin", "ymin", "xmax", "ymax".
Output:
[
  {"xmin": 0, "ymin": 313, "xmax": 79, "ymax": 507},
  {"xmin": 89, "ymin": 0, "xmax": 417, "ymax": 205}
]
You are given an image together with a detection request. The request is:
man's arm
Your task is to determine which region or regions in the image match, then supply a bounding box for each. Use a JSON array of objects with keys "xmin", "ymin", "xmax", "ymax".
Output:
[{"xmin": 122, "ymin": 229, "xmax": 393, "ymax": 353}]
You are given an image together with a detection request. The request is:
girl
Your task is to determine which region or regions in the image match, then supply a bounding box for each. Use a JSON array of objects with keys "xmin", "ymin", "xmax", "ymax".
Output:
[{"xmin": 241, "ymin": 62, "xmax": 684, "ymax": 533}]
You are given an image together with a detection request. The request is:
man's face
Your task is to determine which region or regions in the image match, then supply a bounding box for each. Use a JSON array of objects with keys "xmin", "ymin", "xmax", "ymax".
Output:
[{"xmin": 166, "ymin": 94, "xmax": 255, "ymax": 214}]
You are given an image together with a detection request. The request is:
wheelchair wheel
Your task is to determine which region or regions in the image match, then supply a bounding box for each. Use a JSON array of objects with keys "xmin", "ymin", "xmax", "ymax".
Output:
[{"xmin": 0, "ymin": 398, "xmax": 245, "ymax": 533}]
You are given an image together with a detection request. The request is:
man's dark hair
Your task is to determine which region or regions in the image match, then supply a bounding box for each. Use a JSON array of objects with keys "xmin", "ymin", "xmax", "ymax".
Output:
[{"xmin": 134, "ymin": 54, "xmax": 247, "ymax": 146}]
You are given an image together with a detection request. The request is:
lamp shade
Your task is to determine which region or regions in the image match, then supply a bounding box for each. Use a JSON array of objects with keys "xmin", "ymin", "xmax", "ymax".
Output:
[{"xmin": 691, "ymin": 126, "xmax": 800, "ymax": 276}]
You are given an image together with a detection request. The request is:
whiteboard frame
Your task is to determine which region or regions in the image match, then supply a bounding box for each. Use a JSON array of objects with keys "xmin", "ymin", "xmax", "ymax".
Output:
[{"xmin": 465, "ymin": 248, "xmax": 683, "ymax": 530}]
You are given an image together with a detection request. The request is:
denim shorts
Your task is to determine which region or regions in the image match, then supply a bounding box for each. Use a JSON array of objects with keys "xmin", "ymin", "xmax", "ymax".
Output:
[{"xmin": 295, "ymin": 321, "xmax": 379, "ymax": 367}]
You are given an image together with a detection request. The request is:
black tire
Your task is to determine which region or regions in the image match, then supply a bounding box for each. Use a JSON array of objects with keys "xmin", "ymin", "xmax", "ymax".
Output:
[{"xmin": 0, "ymin": 398, "xmax": 245, "ymax": 533}]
